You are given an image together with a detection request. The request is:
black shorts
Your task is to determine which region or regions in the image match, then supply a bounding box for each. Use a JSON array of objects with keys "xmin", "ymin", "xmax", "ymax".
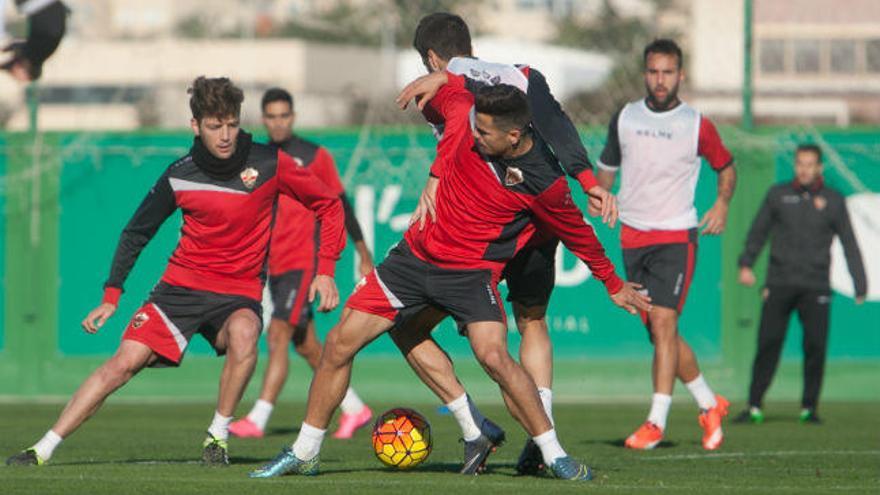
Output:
[
  {"xmin": 121, "ymin": 282, "xmax": 262, "ymax": 367},
  {"xmin": 269, "ymin": 269, "xmax": 314, "ymax": 328},
  {"xmin": 346, "ymin": 242, "xmax": 506, "ymax": 329},
  {"xmin": 622, "ymin": 230, "xmax": 697, "ymax": 315},
  {"xmin": 502, "ymin": 239, "xmax": 558, "ymax": 308}
]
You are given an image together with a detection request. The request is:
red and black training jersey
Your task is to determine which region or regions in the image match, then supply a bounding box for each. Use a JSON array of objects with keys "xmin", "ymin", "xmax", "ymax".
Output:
[
  {"xmin": 268, "ymin": 135, "xmax": 364, "ymax": 275},
  {"xmin": 102, "ymin": 140, "xmax": 346, "ymax": 305},
  {"xmin": 405, "ymin": 74, "xmax": 623, "ymax": 295},
  {"xmin": 429, "ymin": 57, "xmax": 599, "ymax": 193}
]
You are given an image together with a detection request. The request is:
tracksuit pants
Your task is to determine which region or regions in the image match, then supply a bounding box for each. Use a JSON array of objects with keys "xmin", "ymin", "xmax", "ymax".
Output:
[{"xmin": 747, "ymin": 285, "xmax": 831, "ymax": 411}]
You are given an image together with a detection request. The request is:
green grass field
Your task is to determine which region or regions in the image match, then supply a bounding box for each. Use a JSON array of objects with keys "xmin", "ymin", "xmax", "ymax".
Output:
[{"xmin": 2, "ymin": 401, "xmax": 878, "ymax": 494}]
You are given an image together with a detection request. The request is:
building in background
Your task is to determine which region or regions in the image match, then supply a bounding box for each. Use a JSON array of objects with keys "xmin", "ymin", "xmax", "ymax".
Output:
[
  {"xmin": 689, "ymin": 0, "xmax": 880, "ymax": 125},
  {"xmin": 2, "ymin": 0, "xmax": 879, "ymax": 130}
]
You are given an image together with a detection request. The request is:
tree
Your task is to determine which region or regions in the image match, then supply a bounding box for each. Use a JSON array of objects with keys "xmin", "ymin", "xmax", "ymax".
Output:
[{"xmin": 554, "ymin": 0, "xmax": 680, "ymax": 125}]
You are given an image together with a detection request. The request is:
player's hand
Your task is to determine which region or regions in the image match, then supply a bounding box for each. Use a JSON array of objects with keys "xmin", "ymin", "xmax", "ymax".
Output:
[
  {"xmin": 855, "ymin": 296, "xmax": 865, "ymax": 305},
  {"xmin": 358, "ymin": 254, "xmax": 374, "ymax": 278},
  {"xmin": 82, "ymin": 303, "xmax": 117, "ymax": 334},
  {"xmin": 610, "ymin": 282, "xmax": 652, "ymax": 315},
  {"xmin": 396, "ymin": 71, "xmax": 449, "ymax": 111},
  {"xmin": 738, "ymin": 266, "xmax": 756, "ymax": 287},
  {"xmin": 309, "ymin": 274, "xmax": 339, "ymax": 312},
  {"xmin": 699, "ymin": 200, "xmax": 729, "ymax": 235},
  {"xmin": 410, "ymin": 176, "xmax": 439, "ymax": 231},
  {"xmin": 1, "ymin": 41, "xmax": 34, "ymax": 82},
  {"xmin": 585, "ymin": 185, "xmax": 618, "ymax": 228}
]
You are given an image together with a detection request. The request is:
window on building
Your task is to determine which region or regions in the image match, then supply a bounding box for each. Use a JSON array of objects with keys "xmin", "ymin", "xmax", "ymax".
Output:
[
  {"xmin": 759, "ymin": 39, "xmax": 786, "ymax": 74},
  {"xmin": 794, "ymin": 39, "xmax": 820, "ymax": 73},
  {"xmin": 867, "ymin": 39, "xmax": 880, "ymax": 72},
  {"xmin": 829, "ymin": 40, "xmax": 856, "ymax": 73}
]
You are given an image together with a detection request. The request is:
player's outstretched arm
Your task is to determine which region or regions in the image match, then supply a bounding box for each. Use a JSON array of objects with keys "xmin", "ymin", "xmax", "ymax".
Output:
[
  {"xmin": 308, "ymin": 274, "xmax": 339, "ymax": 313},
  {"xmin": 81, "ymin": 303, "xmax": 116, "ymax": 334},
  {"xmin": 396, "ymin": 71, "xmax": 449, "ymax": 111}
]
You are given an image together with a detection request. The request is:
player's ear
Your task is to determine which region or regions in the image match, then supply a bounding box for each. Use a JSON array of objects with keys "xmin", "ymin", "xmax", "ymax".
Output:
[
  {"xmin": 190, "ymin": 118, "xmax": 200, "ymax": 136},
  {"xmin": 427, "ymin": 49, "xmax": 441, "ymax": 72},
  {"xmin": 509, "ymin": 127, "xmax": 522, "ymax": 148}
]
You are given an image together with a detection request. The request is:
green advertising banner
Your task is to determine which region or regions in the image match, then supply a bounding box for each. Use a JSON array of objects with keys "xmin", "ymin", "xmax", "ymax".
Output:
[
  {"xmin": 52, "ymin": 130, "xmax": 725, "ymax": 362},
  {"xmin": 1, "ymin": 127, "xmax": 877, "ymax": 399}
]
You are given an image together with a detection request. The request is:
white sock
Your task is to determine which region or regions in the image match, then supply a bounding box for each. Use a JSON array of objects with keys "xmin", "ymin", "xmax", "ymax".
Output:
[
  {"xmin": 207, "ymin": 411, "xmax": 232, "ymax": 441},
  {"xmin": 339, "ymin": 388, "xmax": 366, "ymax": 415},
  {"xmin": 246, "ymin": 399, "xmax": 274, "ymax": 430},
  {"xmin": 684, "ymin": 374, "xmax": 717, "ymax": 411},
  {"xmin": 533, "ymin": 428, "xmax": 567, "ymax": 466},
  {"xmin": 32, "ymin": 430, "xmax": 62, "ymax": 460},
  {"xmin": 446, "ymin": 393, "xmax": 482, "ymax": 441},
  {"xmin": 292, "ymin": 422, "xmax": 326, "ymax": 461},
  {"xmin": 647, "ymin": 393, "xmax": 672, "ymax": 431},
  {"xmin": 538, "ymin": 387, "xmax": 555, "ymax": 427}
]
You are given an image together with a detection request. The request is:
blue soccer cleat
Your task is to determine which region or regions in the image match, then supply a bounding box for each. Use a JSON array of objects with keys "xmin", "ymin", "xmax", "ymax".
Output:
[
  {"xmin": 549, "ymin": 456, "xmax": 592, "ymax": 481},
  {"xmin": 248, "ymin": 447, "xmax": 319, "ymax": 478}
]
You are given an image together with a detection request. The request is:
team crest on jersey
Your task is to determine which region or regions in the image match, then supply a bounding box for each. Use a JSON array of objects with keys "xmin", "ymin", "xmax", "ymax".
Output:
[
  {"xmin": 240, "ymin": 167, "xmax": 259, "ymax": 189},
  {"xmin": 504, "ymin": 167, "xmax": 524, "ymax": 186},
  {"xmin": 813, "ymin": 196, "xmax": 827, "ymax": 211},
  {"xmin": 131, "ymin": 311, "xmax": 150, "ymax": 329}
]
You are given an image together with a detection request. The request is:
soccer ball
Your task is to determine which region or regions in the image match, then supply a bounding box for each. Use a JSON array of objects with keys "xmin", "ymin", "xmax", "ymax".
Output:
[{"xmin": 371, "ymin": 407, "xmax": 432, "ymax": 469}]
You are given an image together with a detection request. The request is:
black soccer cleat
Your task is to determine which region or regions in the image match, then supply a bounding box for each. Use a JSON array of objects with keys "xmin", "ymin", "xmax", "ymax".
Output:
[
  {"xmin": 460, "ymin": 418, "xmax": 506, "ymax": 475},
  {"xmin": 201, "ymin": 434, "xmax": 229, "ymax": 466},
  {"xmin": 6, "ymin": 448, "xmax": 43, "ymax": 466},
  {"xmin": 515, "ymin": 438, "xmax": 545, "ymax": 476}
]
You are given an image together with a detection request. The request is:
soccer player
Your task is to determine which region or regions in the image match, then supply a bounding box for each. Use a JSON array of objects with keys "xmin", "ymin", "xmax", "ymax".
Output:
[
  {"xmin": 229, "ymin": 88, "xmax": 374, "ymax": 440},
  {"xmin": 392, "ymin": 12, "xmax": 619, "ymax": 475},
  {"xmin": 5, "ymin": 76, "xmax": 345, "ymax": 467},
  {"xmin": 1, "ymin": 0, "xmax": 67, "ymax": 81},
  {"xmin": 595, "ymin": 39, "xmax": 735, "ymax": 450},
  {"xmin": 734, "ymin": 144, "xmax": 866, "ymax": 424},
  {"xmin": 249, "ymin": 79, "xmax": 650, "ymax": 481}
]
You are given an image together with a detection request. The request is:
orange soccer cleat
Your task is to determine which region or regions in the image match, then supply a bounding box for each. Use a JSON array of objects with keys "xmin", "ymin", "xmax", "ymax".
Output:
[
  {"xmin": 698, "ymin": 394, "xmax": 730, "ymax": 450},
  {"xmin": 624, "ymin": 422, "xmax": 664, "ymax": 450}
]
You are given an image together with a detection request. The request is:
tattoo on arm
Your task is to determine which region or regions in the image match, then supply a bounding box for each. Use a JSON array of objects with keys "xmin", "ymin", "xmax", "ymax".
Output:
[{"xmin": 717, "ymin": 166, "xmax": 736, "ymax": 204}]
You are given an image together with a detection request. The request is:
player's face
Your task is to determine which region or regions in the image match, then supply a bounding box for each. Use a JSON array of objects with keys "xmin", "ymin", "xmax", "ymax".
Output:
[
  {"xmin": 794, "ymin": 150, "xmax": 823, "ymax": 186},
  {"xmin": 192, "ymin": 115, "xmax": 240, "ymax": 160},
  {"xmin": 473, "ymin": 113, "xmax": 515, "ymax": 157},
  {"xmin": 262, "ymin": 101, "xmax": 294, "ymax": 144},
  {"xmin": 644, "ymin": 52, "xmax": 683, "ymax": 110}
]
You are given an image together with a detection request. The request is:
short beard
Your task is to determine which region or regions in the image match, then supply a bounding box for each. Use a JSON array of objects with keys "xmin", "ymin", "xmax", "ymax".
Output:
[{"xmin": 646, "ymin": 84, "xmax": 680, "ymax": 111}]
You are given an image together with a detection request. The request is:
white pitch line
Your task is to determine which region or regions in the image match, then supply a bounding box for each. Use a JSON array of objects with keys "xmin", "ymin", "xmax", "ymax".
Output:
[{"xmin": 641, "ymin": 449, "xmax": 880, "ymax": 461}]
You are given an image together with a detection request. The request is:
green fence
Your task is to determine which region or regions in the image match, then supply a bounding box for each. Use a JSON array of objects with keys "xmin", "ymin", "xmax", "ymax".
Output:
[{"xmin": 0, "ymin": 127, "xmax": 877, "ymax": 401}]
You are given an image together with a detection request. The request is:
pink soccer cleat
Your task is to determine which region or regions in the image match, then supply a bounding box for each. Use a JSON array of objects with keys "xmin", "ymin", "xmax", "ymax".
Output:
[
  {"xmin": 229, "ymin": 417, "xmax": 264, "ymax": 438},
  {"xmin": 332, "ymin": 406, "xmax": 373, "ymax": 439}
]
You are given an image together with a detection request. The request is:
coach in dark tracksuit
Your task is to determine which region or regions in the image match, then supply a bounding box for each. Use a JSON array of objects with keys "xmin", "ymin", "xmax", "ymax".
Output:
[{"xmin": 735, "ymin": 144, "xmax": 867, "ymax": 424}]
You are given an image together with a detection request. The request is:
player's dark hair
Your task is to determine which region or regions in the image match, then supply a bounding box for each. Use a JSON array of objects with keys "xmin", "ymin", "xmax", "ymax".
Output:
[
  {"xmin": 644, "ymin": 38, "xmax": 683, "ymax": 70},
  {"xmin": 474, "ymin": 84, "xmax": 531, "ymax": 132},
  {"xmin": 413, "ymin": 13, "xmax": 473, "ymax": 63},
  {"xmin": 796, "ymin": 143, "xmax": 823, "ymax": 163},
  {"xmin": 261, "ymin": 87, "xmax": 294, "ymax": 112},
  {"xmin": 188, "ymin": 76, "xmax": 244, "ymax": 121}
]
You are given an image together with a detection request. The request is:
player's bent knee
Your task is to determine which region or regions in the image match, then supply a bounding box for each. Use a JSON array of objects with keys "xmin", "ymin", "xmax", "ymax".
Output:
[
  {"xmin": 474, "ymin": 347, "xmax": 510, "ymax": 375},
  {"xmin": 321, "ymin": 328, "xmax": 355, "ymax": 367}
]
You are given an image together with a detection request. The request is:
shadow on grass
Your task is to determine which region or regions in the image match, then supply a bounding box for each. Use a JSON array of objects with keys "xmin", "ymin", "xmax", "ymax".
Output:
[
  {"xmin": 49, "ymin": 456, "xmax": 270, "ymax": 467},
  {"xmin": 596, "ymin": 438, "xmax": 678, "ymax": 449},
  {"xmin": 266, "ymin": 426, "xmax": 300, "ymax": 436},
  {"xmin": 317, "ymin": 462, "xmax": 524, "ymax": 477}
]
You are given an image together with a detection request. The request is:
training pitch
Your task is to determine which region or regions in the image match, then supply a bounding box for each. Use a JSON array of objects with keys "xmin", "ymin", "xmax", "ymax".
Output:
[{"xmin": 1, "ymin": 401, "xmax": 878, "ymax": 494}]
